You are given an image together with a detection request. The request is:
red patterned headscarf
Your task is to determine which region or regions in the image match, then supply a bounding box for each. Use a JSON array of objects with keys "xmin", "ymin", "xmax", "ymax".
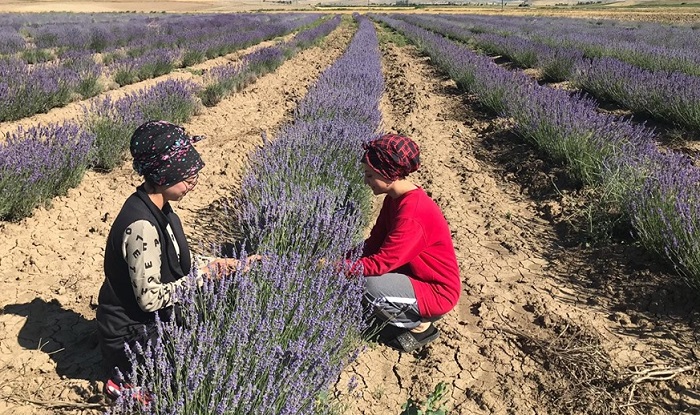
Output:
[{"xmin": 362, "ymin": 134, "xmax": 420, "ymax": 181}]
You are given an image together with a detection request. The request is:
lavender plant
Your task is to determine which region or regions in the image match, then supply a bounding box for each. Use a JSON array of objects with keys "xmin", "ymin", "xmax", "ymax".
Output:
[
  {"xmin": 375, "ymin": 15, "xmax": 656, "ymax": 186},
  {"xmin": 199, "ymin": 62, "xmax": 246, "ymax": 107},
  {"xmin": 629, "ymin": 151, "xmax": 700, "ymax": 289},
  {"xmin": 0, "ymin": 13, "xmax": 322, "ymax": 122},
  {"xmin": 0, "ymin": 58, "xmax": 79, "ymax": 122},
  {"xmin": 506, "ymin": 85, "xmax": 653, "ymax": 186},
  {"xmin": 287, "ymin": 15, "xmax": 342, "ymax": 50},
  {"xmin": 0, "ymin": 123, "xmax": 94, "ymax": 220},
  {"xmin": 21, "ymin": 47, "xmax": 54, "ymax": 64},
  {"xmin": 112, "ymin": 48, "xmax": 178, "ymax": 86},
  {"xmin": 399, "ymin": 13, "xmax": 700, "ymax": 127},
  {"xmin": 0, "ymin": 27, "xmax": 26, "ymax": 54},
  {"xmin": 427, "ymin": 13, "xmax": 700, "ymax": 77},
  {"xmin": 238, "ymin": 121, "xmax": 375, "ymax": 257},
  {"xmin": 111, "ymin": 252, "xmax": 365, "ymax": 415},
  {"xmin": 199, "ymin": 16, "xmax": 341, "ymax": 107},
  {"xmin": 62, "ymin": 51, "xmax": 103, "ymax": 98},
  {"xmin": 572, "ymin": 57, "xmax": 700, "ymax": 130},
  {"xmin": 235, "ymin": 16, "xmax": 382, "ymax": 256}
]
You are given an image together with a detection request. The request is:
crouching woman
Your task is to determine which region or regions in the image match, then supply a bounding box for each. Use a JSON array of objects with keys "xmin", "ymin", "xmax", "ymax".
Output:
[
  {"xmin": 96, "ymin": 121, "xmax": 236, "ymax": 399},
  {"xmin": 351, "ymin": 134, "xmax": 461, "ymax": 353}
]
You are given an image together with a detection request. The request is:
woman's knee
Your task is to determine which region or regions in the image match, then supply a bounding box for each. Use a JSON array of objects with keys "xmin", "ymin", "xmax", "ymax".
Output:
[{"xmin": 363, "ymin": 275, "xmax": 383, "ymax": 296}]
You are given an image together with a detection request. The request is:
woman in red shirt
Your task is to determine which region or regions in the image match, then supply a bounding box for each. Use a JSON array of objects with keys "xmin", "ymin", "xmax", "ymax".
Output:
[{"xmin": 354, "ymin": 134, "xmax": 461, "ymax": 352}]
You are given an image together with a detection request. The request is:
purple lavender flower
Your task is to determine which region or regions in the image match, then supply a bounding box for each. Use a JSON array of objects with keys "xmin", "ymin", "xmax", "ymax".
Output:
[{"xmin": 0, "ymin": 122, "xmax": 94, "ymax": 220}]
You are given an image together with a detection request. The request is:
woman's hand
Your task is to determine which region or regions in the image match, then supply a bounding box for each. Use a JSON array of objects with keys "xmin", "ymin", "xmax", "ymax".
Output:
[
  {"xmin": 201, "ymin": 258, "xmax": 238, "ymax": 280},
  {"xmin": 242, "ymin": 254, "xmax": 263, "ymax": 272},
  {"xmin": 202, "ymin": 255, "xmax": 262, "ymax": 279}
]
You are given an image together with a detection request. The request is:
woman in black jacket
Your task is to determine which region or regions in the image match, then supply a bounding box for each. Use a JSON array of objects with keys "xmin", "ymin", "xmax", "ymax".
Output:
[{"xmin": 96, "ymin": 121, "xmax": 242, "ymax": 400}]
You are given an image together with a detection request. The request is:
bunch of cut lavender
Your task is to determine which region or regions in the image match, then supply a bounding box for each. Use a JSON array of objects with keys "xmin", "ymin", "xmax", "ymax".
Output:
[
  {"xmin": 0, "ymin": 122, "xmax": 94, "ymax": 220},
  {"xmin": 83, "ymin": 79, "xmax": 199, "ymax": 170}
]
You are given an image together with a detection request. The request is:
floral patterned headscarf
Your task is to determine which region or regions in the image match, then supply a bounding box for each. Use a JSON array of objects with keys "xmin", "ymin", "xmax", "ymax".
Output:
[{"xmin": 130, "ymin": 120, "xmax": 205, "ymax": 186}]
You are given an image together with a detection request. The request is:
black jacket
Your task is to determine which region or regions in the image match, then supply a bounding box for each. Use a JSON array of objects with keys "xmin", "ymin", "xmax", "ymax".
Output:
[{"xmin": 96, "ymin": 185, "xmax": 191, "ymax": 374}]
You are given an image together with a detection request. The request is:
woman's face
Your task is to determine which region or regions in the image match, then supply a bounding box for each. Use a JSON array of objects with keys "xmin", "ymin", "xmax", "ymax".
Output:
[
  {"xmin": 163, "ymin": 173, "xmax": 198, "ymax": 202},
  {"xmin": 363, "ymin": 163, "xmax": 392, "ymax": 195}
]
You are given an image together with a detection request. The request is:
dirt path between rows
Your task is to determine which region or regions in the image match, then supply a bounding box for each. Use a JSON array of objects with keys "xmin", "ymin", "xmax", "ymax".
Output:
[
  {"xmin": 334, "ymin": 27, "xmax": 699, "ymax": 415},
  {"xmin": 0, "ymin": 22, "xmax": 354, "ymax": 415}
]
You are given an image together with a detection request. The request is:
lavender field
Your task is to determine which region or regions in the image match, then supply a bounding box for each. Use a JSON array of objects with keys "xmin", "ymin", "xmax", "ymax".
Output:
[{"xmin": 0, "ymin": 7, "xmax": 699, "ymax": 415}]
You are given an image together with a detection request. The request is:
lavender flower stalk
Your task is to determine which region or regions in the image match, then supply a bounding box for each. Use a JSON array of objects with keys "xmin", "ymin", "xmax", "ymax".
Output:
[{"xmin": 0, "ymin": 122, "xmax": 94, "ymax": 220}]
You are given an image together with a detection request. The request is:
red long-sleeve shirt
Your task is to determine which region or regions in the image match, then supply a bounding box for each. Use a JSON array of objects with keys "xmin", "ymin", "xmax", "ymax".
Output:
[{"xmin": 356, "ymin": 187, "xmax": 461, "ymax": 317}]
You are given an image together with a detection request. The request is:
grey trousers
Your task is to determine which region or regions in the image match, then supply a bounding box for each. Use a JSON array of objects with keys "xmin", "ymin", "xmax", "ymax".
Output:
[{"xmin": 364, "ymin": 272, "xmax": 433, "ymax": 329}]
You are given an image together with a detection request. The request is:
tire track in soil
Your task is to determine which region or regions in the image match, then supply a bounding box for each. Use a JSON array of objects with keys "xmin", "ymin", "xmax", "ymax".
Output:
[
  {"xmin": 0, "ymin": 22, "xmax": 355, "ymax": 415},
  {"xmin": 334, "ymin": 28, "xmax": 700, "ymax": 415}
]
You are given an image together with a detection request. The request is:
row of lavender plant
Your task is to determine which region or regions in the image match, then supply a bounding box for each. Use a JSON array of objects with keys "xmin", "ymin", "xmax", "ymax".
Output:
[
  {"xmin": 0, "ymin": 13, "xmax": 313, "ymax": 59},
  {"xmin": 388, "ymin": 14, "xmax": 584, "ymax": 82},
  {"xmin": 0, "ymin": 123, "xmax": 94, "ymax": 220},
  {"xmin": 83, "ymin": 79, "xmax": 201, "ymax": 171},
  {"xmin": 86, "ymin": 16, "xmax": 340, "ymax": 170},
  {"xmin": 398, "ymin": 14, "xmax": 700, "ymax": 131},
  {"xmin": 199, "ymin": 15, "xmax": 342, "ymax": 107},
  {"xmin": 573, "ymin": 58, "xmax": 700, "ymax": 130},
  {"xmin": 435, "ymin": 13, "xmax": 700, "ymax": 77},
  {"xmin": 0, "ymin": 77, "xmax": 200, "ymax": 221},
  {"xmin": 107, "ymin": 14, "xmax": 322, "ymax": 87},
  {"xmin": 111, "ymin": 16, "xmax": 384, "ymax": 414},
  {"xmin": 374, "ymin": 15, "xmax": 700, "ymax": 288},
  {"xmin": 0, "ymin": 14, "xmax": 318, "ymax": 123}
]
